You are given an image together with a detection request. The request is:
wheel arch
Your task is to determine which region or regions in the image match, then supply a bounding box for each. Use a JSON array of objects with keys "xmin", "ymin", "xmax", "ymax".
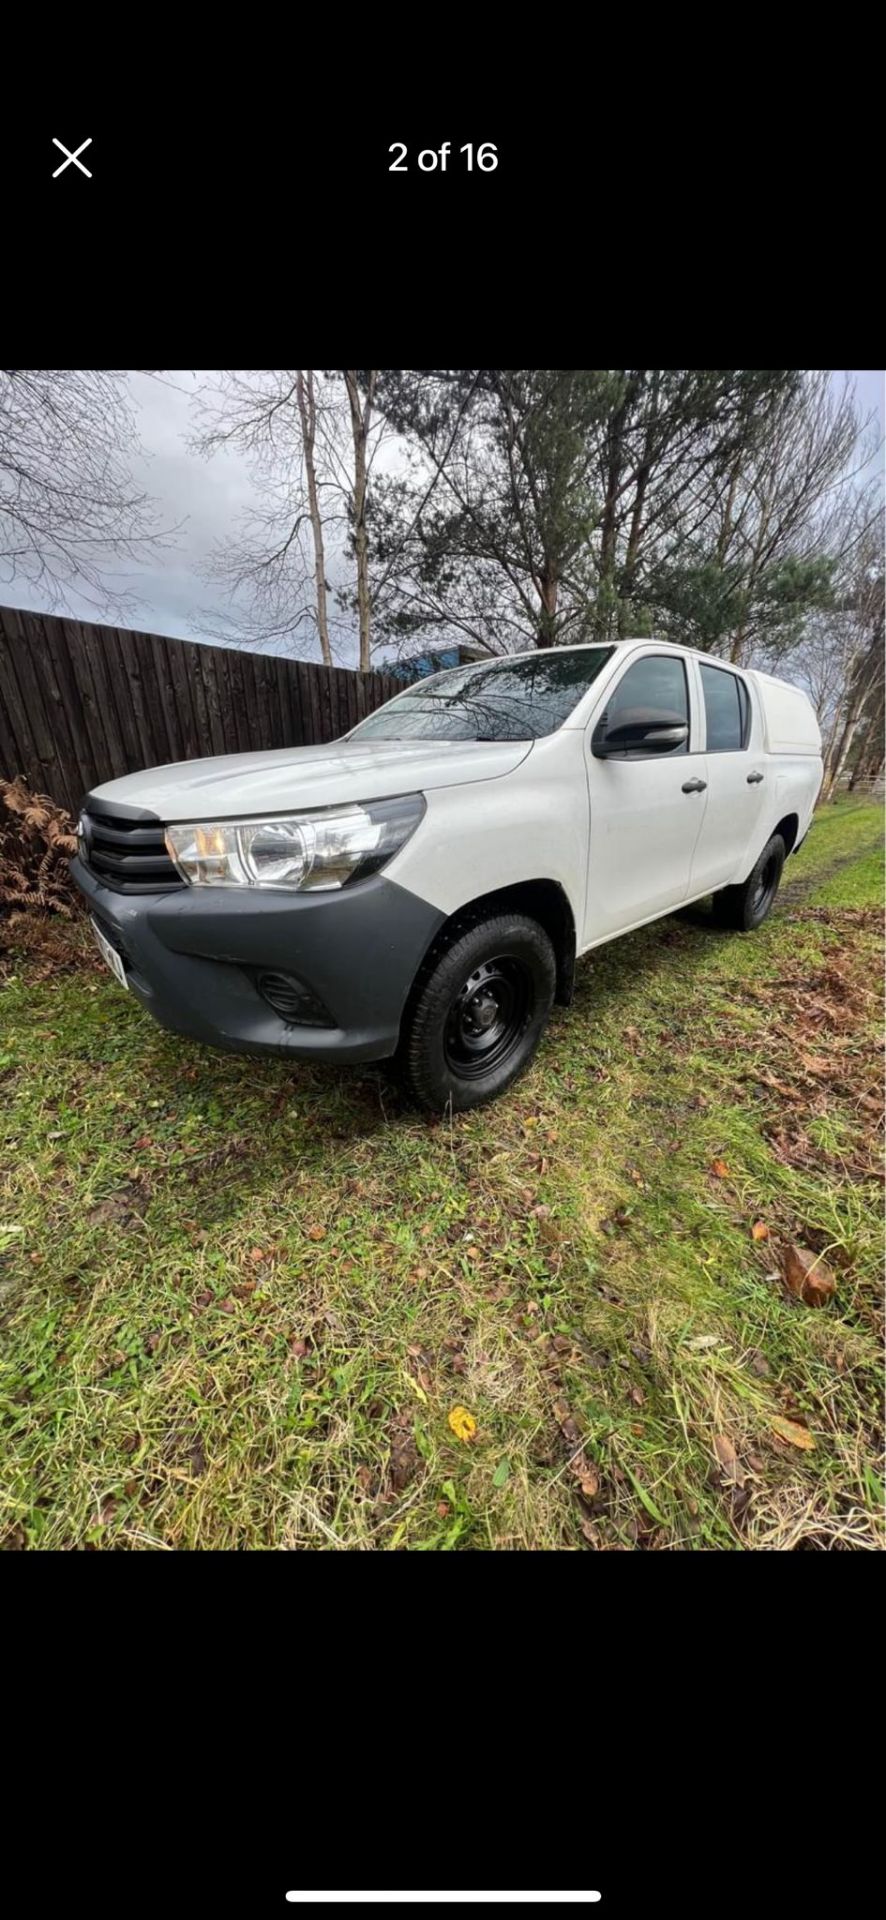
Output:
[
  {"xmin": 404, "ymin": 878, "xmax": 577, "ymax": 1022},
  {"xmin": 773, "ymin": 811, "xmax": 800, "ymax": 856}
]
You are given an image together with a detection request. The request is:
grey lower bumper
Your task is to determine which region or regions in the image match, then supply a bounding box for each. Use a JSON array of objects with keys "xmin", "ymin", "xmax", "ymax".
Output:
[{"xmin": 70, "ymin": 858, "xmax": 444, "ymax": 1063}]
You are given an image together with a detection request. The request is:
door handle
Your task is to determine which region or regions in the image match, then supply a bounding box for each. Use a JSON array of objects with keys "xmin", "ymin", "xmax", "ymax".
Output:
[
  {"xmin": 747, "ymin": 771, "xmax": 764, "ymax": 784},
  {"xmin": 681, "ymin": 778, "xmax": 707, "ymax": 794}
]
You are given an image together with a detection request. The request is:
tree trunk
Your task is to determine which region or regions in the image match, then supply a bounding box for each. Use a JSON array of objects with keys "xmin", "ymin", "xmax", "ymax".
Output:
[
  {"xmin": 822, "ymin": 700, "xmax": 862, "ymax": 801},
  {"xmin": 295, "ymin": 371, "xmax": 332, "ymax": 667},
  {"xmin": 344, "ymin": 370, "xmax": 375, "ymax": 672},
  {"xmin": 619, "ymin": 464, "xmax": 652, "ymax": 634},
  {"xmin": 596, "ymin": 390, "xmax": 630, "ymax": 639},
  {"xmin": 536, "ymin": 572, "xmax": 558, "ymax": 648}
]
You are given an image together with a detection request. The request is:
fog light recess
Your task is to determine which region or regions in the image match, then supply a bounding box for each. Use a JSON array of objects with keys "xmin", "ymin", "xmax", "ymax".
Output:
[{"xmin": 254, "ymin": 970, "xmax": 335, "ymax": 1028}]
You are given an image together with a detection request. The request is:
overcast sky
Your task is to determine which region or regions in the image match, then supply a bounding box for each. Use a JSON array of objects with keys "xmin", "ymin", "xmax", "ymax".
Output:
[{"xmin": 5, "ymin": 370, "xmax": 884, "ymax": 660}]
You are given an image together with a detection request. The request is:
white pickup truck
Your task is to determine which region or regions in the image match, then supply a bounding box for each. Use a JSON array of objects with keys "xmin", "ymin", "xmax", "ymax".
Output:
[{"xmin": 71, "ymin": 639, "xmax": 822, "ymax": 1111}]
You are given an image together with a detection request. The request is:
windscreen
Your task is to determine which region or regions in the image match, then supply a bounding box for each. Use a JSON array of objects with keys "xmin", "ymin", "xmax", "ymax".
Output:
[{"xmin": 350, "ymin": 648, "xmax": 616, "ymax": 743}]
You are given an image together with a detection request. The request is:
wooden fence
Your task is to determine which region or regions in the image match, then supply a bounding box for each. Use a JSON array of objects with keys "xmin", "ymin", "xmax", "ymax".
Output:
[{"xmin": 0, "ymin": 605, "xmax": 401, "ymax": 816}]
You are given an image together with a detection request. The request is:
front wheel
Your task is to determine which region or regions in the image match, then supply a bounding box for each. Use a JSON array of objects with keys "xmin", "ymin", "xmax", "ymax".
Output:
[
  {"xmin": 713, "ymin": 832, "xmax": 786, "ymax": 931},
  {"xmin": 401, "ymin": 912, "xmax": 556, "ymax": 1112}
]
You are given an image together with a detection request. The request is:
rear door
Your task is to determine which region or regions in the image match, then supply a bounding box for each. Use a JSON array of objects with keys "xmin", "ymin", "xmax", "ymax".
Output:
[
  {"xmin": 584, "ymin": 649, "xmax": 709, "ymax": 943},
  {"xmin": 688, "ymin": 661, "xmax": 768, "ymax": 892}
]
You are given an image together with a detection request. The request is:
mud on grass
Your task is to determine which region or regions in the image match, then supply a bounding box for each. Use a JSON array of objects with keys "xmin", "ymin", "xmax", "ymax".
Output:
[{"xmin": 0, "ymin": 797, "xmax": 882, "ymax": 1550}]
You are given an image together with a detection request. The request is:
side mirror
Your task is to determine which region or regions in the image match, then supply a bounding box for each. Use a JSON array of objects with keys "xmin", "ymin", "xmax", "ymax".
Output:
[{"xmin": 592, "ymin": 708, "xmax": 689, "ymax": 759}]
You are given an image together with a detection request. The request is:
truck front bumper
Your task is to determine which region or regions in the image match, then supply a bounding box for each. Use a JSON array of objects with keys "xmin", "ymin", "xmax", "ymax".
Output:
[{"xmin": 70, "ymin": 858, "xmax": 444, "ymax": 1063}]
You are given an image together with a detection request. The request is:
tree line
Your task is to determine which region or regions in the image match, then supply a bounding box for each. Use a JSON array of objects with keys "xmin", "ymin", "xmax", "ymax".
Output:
[
  {"xmin": 190, "ymin": 368, "xmax": 883, "ymax": 793},
  {"xmin": 2, "ymin": 368, "xmax": 882, "ymax": 796}
]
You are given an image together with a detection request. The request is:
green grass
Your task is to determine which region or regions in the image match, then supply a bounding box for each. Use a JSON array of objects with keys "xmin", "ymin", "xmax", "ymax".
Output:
[{"xmin": 1, "ymin": 796, "xmax": 883, "ymax": 1550}]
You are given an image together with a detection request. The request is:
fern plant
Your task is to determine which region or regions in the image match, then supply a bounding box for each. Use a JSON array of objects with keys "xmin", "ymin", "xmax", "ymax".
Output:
[{"xmin": 0, "ymin": 778, "xmax": 80, "ymax": 918}]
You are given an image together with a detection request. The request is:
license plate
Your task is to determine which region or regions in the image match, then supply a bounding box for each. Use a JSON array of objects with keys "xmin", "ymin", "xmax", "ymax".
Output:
[{"xmin": 91, "ymin": 917, "xmax": 129, "ymax": 990}]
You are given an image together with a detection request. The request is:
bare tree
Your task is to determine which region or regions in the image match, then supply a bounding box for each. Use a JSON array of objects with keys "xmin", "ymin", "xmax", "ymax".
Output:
[
  {"xmin": 343, "ymin": 371, "xmax": 378, "ymax": 671},
  {"xmin": 716, "ymin": 373, "xmax": 873, "ymax": 664},
  {"xmin": 192, "ymin": 369, "xmax": 386, "ymax": 667},
  {"xmin": 295, "ymin": 372, "xmax": 332, "ymax": 665},
  {"xmin": 0, "ymin": 369, "xmax": 167, "ymax": 614},
  {"xmin": 816, "ymin": 525, "xmax": 885, "ymax": 798},
  {"xmin": 190, "ymin": 370, "xmax": 342, "ymax": 662}
]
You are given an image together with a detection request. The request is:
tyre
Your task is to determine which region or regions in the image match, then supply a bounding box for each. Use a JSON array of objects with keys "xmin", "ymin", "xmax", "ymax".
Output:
[
  {"xmin": 713, "ymin": 833, "xmax": 786, "ymax": 932},
  {"xmin": 401, "ymin": 912, "xmax": 557, "ymax": 1112}
]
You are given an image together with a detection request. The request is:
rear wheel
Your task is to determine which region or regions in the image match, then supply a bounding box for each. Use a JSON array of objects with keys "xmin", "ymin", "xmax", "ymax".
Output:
[
  {"xmin": 713, "ymin": 832, "xmax": 786, "ymax": 931},
  {"xmin": 401, "ymin": 912, "xmax": 556, "ymax": 1112}
]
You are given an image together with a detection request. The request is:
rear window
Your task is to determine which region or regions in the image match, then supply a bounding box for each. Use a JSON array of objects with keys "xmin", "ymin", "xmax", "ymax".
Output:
[
  {"xmin": 700, "ymin": 664, "xmax": 748, "ymax": 752},
  {"xmin": 349, "ymin": 648, "xmax": 616, "ymax": 743}
]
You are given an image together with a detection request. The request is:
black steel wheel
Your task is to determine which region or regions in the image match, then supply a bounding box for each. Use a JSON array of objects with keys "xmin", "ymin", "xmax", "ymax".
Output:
[
  {"xmin": 401, "ymin": 913, "xmax": 557, "ymax": 1112},
  {"xmin": 443, "ymin": 956, "xmax": 533, "ymax": 1080},
  {"xmin": 713, "ymin": 833, "xmax": 786, "ymax": 932}
]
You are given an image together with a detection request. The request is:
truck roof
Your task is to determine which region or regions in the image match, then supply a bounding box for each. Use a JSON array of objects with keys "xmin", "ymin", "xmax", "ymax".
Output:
[
  {"xmin": 505, "ymin": 637, "xmax": 804, "ymax": 695},
  {"xmin": 499, "ymin": 639, "xmax": 821, "ymax": 752}
]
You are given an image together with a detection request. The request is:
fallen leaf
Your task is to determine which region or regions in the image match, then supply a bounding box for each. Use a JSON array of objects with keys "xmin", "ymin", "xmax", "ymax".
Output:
[
  {"xmin": 143, "ymin": 1329, "xmax": 162, "ymax": 1355},
  {"xmin": 307, "ymin": 1224, "xmax": 326, "ymax": 1242},
  {"xmin": 711, "ymin": 1158, "xmax": 730, "ymax": 1179},
  {"xmin": 630, "ymin": 1385, "xmax": 645, "ymax": 1407},
  {"xmin": 289, "ymin": 1337, "xmax": 309, "ymax": 1358},
  {"xmin": 436, "ymin": 1500, "xmax": 450, "ymax": 1517},
  {"xmin": 194, "ymin": 1289, "xmax": 214, "ymax": 1309},
  {"xmin": 133, "ymin": 1135, "xmax": 153, "ymax": 1150},
  {"xmin": 492, "ymin": 1457, "xmax": 510, "ymax": 1488},
  {"xmin": 216, "ymin": 1297, "xmax": 236, "ymax": 1315},
  {"xmin": 770, "ymin": 1415, "xmax": 815, "ymax": 1450},
  {"xmin": 448, "ymin": 1405, "xmax": 477, "ymax": 1443},
  {"xmin": 747, "ymin": 1349, "xmax": 771, "ymax": 1378},
  {"xmin": 688, "ymin": 1333, "xmax": 719, "ymax": 1350},
  {"xmin": 782, "ymin": 1243, "xmax": 837, "ymax": 1307},
  {"xmin": 714, "ymin": 1434, "xmax": 742, "ymax": 1483},
  {"xmin": 751, "ymin": 1220, "xmax": 770, "ymax": 1242}
]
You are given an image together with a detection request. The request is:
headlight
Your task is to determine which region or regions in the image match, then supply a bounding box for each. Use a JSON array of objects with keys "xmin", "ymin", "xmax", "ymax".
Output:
[{"xmin": 164, "ymin": 793, "xmax": 425, "ymax": 892}]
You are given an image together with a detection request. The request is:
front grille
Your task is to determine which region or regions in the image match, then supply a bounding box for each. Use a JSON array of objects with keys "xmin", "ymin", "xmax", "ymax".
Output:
[{"xmin": 79, "ymin": 807, "xmax": 184, "ymax": 894}]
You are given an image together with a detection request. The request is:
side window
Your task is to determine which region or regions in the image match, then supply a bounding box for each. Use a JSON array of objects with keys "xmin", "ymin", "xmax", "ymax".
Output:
[
  {"xmin": 700, "ymin": 664, "xmax": 746, "ymax": 752},
  {"xmin": 603, "ymin": 655, "xmax": 689, "ymax": 755}
]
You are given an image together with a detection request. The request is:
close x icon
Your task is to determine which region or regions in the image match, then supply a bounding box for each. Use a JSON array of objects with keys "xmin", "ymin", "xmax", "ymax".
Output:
[{"xmin": 52, "ymin": 137, "xmax": 92, "ymax": 177}]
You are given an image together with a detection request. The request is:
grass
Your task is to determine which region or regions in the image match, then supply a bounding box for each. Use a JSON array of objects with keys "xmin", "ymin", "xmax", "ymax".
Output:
[{"xmin": 1, "ymin": 796, "xmax": 883, "ymax": 1551}]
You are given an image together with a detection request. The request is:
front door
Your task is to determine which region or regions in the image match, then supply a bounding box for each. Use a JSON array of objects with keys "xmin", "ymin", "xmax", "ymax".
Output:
[{"xmin": 584, "ymin": 651, "xmax": 709, "ymax": 945}]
